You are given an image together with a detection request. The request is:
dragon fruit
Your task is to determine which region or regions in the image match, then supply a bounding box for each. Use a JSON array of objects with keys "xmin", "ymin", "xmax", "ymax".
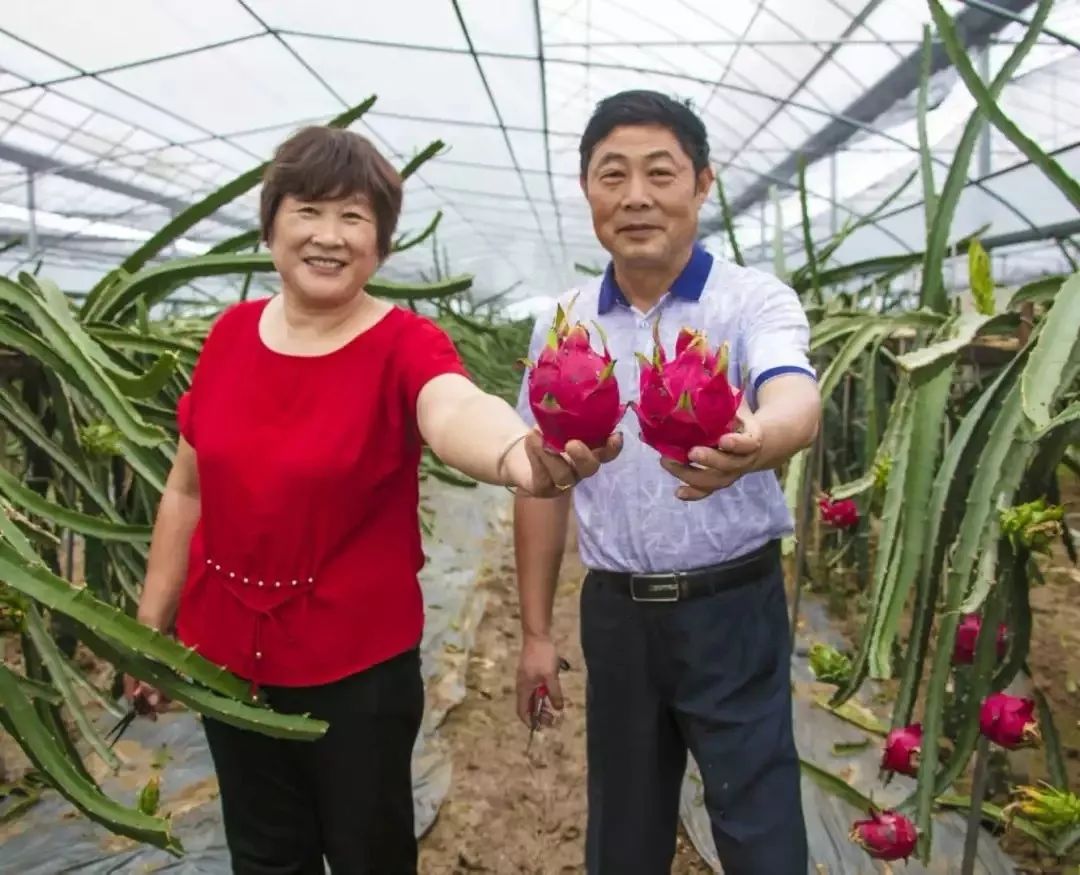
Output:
[
  {"xmin": 953, "ymin": 613, "xmax": 1007, "ymax": 665},
  {"xmin": 524, "ymin": 301, "xmax": 625, "ymax": 452},
  {"xmin": 979, "ymin": 693, "xmax": 1040, "ymax": 749},
  {"xmin": 630, "ymin": 325, "xmax": 743, "ymax": 464},
  {"xmin": 818, "ymin": 495, "xmax": 859, "ymax": 530},
  {"xmin": 849, "ymin": 809, "xmax": 918, "ymax": 861},
  {"xmin": 881, "ymin": 723, "xmax": 922, "ymax": 777}
]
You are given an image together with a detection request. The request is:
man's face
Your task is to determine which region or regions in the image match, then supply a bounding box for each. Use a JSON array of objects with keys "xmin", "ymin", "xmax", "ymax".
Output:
[{"xmin": 581, "ymin": 124, "xmax": 712, "ymax": 270}]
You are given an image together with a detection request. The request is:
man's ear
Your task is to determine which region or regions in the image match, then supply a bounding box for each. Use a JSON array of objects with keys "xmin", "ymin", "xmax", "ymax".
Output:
[{"xmin": 695, "ymin": 165, "xmax": 716, "ymax": 204}]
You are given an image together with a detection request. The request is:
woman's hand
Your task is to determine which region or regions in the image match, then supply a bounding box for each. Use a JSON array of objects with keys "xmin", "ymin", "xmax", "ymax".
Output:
[
  {"xmin": 122, "ymin": 674, "xmax": 171, "ymax": 720},
  {"xmin": 505, "ymin": 429, "xmax": 623, "ymax": 498}
]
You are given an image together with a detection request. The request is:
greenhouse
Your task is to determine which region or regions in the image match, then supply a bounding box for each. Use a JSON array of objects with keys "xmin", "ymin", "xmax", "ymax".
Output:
[{"xmin": 0, "ymin": 0, "xmax": 1078, "ymax": 872}]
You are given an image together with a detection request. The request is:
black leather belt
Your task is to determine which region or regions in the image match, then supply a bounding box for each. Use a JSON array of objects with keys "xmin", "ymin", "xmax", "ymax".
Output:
[{"xmin": 587, "ymin": 539, "xmax": 780, "ymax": 603}]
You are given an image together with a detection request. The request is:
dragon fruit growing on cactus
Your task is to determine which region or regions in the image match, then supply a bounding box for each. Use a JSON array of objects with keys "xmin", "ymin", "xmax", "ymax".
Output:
[
  {"xmin": 881, "ymin": 723, "xmax": 922, "ymax": 777},
  {"xmin": 523, "ymin": 300, "xmax": 626, "ymax": 452},
  {"xmin": 630, "ymin": 324, "xmax": 743, "ymax": 464},
  {"xmin": 849, "ymin": 809, "xmax": 918, "ymax": 861},
  {"xmin": 979, "ymin": 692, "xmax": 1040, "ymax": 749}
]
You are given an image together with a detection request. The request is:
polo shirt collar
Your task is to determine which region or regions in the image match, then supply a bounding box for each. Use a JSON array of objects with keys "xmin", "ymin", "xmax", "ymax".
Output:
[{"xmin": 597, "ymin": 242, "xmax": 714, "ymax": 315}]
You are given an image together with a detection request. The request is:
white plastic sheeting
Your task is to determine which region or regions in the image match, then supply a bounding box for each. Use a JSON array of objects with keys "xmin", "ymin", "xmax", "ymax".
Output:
[{"xmin": 0, "ymin": 0, "xmax": 1078, "ymax": 307}]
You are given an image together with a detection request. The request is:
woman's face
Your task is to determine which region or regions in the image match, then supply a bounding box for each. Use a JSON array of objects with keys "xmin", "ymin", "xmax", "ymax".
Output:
[{"xmin": 268, "ymin": 193, "xmax": 380, "ymax": 307}]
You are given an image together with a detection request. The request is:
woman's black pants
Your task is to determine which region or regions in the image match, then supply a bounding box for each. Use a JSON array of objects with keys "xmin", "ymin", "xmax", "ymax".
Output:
[{"xmin": 202, "ymin": 647, "xmax": 425, "ymax": 874}]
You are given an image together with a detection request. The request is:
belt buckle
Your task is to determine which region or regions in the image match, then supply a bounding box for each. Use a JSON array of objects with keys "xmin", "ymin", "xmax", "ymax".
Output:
[{"xmin": 630, "ymin": 571, "xmax": 683, "ymax": 603}]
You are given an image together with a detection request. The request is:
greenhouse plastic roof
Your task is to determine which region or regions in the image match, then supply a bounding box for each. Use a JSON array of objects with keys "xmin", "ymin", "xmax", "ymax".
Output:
[{"xmin": 1, "ymin": 0, "xmax": 1078, "ymax": 312}]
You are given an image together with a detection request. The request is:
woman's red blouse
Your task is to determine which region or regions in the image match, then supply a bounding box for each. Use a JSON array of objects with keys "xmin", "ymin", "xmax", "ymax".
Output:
[{"xmin": 174, "ymin": 299, "xmax": 468, "ymax": 690}]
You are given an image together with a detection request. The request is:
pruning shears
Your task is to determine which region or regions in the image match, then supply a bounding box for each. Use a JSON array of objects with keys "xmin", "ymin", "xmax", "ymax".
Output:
[
  {"xmin": 526, "ymin": 657, "xmax": 571, "ymax": 754},
  {"xmin": 105, "ymin": 708, "xmax": 137, "ymax": 748},
  {"xmin": 105, "ymin": 687, "xmax": 156, "ymax": 748}
]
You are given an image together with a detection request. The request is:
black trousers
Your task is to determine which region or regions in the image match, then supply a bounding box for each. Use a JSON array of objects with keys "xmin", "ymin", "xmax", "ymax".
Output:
[
  {"xmin": 580, "ymin": 549, "xmax": 809, "ymax": 875},
  {"xmin": 202, "ymin": 648, "xmax": 424, "ymax": 875}
]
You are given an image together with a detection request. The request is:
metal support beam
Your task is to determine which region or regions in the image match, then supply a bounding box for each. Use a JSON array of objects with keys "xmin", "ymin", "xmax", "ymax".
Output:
[
  {"xmin": 829, "ymin": 151, "xmax": 839, "ymax": 236},
  {"xmin": 957, "ymin": 0, "xmax": 1080, "ymax": 52},
  {"xmin": 977, "ymin": 47, "xmax": 993, "ymax": 178},
  {"xmin": 979, "ymin": 217, "xmax": 1080, "ymax": 251},
  {"xmin": 0, "ymin": 142, "xmax": 251, "ymax": 231},
  {"xmin": 25, "ymin": 171, "xmax": 37, "ymax": 257},
  {"xmin": 701, "ymin": 0, "xmax": 1036, "ymax": 233}
]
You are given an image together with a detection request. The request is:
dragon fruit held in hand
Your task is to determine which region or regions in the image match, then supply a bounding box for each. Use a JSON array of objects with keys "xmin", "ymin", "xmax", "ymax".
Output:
[
  {"xmin": 849, "ymin": 809, "xmax": 918, "ymax": 861},
  {"xmin": 881, "ymin": 723, "xmax": 922, "ymax": 777},
  {"xmin": 630, "ymin": 325, "xmax": 743, "ymax": 464},
  {"xmin": 524, "ymin": 302, "xmax": 625, "ymax": 452}
]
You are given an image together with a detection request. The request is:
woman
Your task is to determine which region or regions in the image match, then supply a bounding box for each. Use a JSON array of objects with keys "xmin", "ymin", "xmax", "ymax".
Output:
[{"xmin": 124, "ymin": 125, "xmax": 620, "ymax": 874}]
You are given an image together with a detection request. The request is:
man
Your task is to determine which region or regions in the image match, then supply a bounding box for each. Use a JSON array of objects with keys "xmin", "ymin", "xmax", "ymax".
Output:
[{"xmin": 512, "ymin": 90, "xmax": 820, "ymax": 874}]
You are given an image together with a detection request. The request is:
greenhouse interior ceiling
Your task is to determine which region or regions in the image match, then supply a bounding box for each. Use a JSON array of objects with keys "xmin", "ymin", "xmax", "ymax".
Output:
[{"xmin": 0, "ymin": 0, "xmax": 1078, "ymax": 314}]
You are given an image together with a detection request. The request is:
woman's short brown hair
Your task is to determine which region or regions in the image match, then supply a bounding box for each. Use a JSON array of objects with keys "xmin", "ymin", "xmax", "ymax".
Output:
[{"xmin": 259, "ymin": 126, "xmax": 403, "ymax": 261}]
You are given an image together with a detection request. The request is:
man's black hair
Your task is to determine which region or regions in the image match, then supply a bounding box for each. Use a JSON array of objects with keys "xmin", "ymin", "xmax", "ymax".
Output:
[{"xmin": 578, "ymin": 89, "xmax": 710, "ymax": 178}]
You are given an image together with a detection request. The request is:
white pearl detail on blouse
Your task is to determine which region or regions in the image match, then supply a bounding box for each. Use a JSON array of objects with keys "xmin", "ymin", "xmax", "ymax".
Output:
[{"xmin": 204, "ymin": 560, "xmax": 314, "ymax": 588}]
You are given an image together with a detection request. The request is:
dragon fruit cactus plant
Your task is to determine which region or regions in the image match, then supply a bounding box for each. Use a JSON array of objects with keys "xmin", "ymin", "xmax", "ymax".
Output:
[
  {"xmin": 523, "ymin": 299, "xmax": 626, "ymax": 452},
  {"xmin": 630, "ymin": 324, "xmax": 743, "ymax": 464}
]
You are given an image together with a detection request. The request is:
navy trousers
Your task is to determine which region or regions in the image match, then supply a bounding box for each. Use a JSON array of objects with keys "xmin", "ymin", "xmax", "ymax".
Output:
[{"xmin": 580, "ymin": 545, "xmax": 809, "ymax": 875}]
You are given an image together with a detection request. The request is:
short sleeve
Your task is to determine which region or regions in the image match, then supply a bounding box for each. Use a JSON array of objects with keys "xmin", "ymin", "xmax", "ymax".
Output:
[
  {"xmin": 743, "ymin": 275, "xmax": 816, "ymax": 394},
  {"xmin": 176, "ymin": 390, "xmax": 195, "ymax": 445},
  {"xmin": 514, "ymin": 300, "xmax": 558, "ymax": 428},
  {"xmin": 398, "ymin": 314, "xmax": 470, "ymax": 411},
  {"xmin": 174, "ymin": 301, "xmax": 242, "ymax": 448}
]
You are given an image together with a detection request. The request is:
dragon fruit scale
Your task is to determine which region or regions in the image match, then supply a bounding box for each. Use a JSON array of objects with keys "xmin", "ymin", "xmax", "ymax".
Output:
[
  {"xmin": 630, "ymin": 324, "xmax": 743, "ymax": 465},
  {"xmin": 524, "ymin": 301, "xmax": 626, "ymax": 453}
]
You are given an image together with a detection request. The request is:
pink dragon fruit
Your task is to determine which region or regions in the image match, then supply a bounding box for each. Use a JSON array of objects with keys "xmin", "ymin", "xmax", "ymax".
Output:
[
  {"xmin": 630, "ymin": 325, "xmax": 743, "ymax": 464},
  {"xmin": 849, "ymin": 809, "xmax": 918, "ymax": 861},
  {"xmin": 979, "ymin": 693, "xmax": 1040, "ymax": 749},
  {"xmin": 953, "ymin": 613, "xmax": 1008, "ymax": 665},
  {"xmin": 818, "ymin": 495, "xmax": 859, "ymax": 530},
  {"xmin": 524, "ymin": 302, "xmax": 625, "ymax": 452},
  {"xmin": 881, "ymin": 723, "xmax": 922, "ymax": 777}
]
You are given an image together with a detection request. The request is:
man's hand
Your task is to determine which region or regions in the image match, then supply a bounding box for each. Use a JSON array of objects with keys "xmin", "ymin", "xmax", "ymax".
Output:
[
  {"xmin": 661, "ymin": 411, "xmax": 764, "ymax": 501},
  {"xmin": 515, "ymin": 634, "xmax": 565, "ymax": 727},
  {"xmin": 510, "ymin": 429, "xmax": 623, "ymax": 498}
]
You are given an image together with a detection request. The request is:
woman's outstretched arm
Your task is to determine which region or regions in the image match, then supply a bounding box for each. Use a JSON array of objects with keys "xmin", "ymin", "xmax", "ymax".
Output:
[{"xmin": 416, "ymin": 373, "xmax": 621, "ymax": 498}]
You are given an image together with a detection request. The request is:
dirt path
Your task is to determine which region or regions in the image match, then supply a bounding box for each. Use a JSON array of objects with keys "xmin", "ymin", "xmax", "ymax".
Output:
[{"xmin": 418, "ymin": 528, "xmax": 711, "ymax": 875}]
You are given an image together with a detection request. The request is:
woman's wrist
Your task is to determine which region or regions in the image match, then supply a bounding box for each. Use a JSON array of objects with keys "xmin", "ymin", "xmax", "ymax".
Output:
[{"xmin": 495, "ymin": 430, "xmax": 531, "ymax": 489}]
